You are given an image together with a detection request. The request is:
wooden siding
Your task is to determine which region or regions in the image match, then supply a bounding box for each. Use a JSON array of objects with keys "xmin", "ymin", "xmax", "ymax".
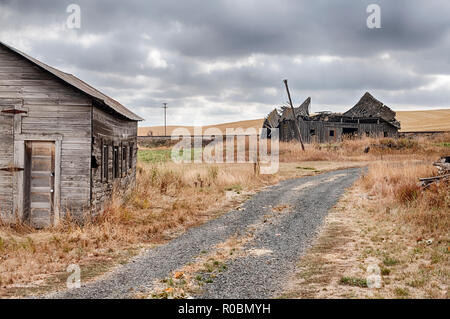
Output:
[
  {"xmin": 0, "ymin": 103, "xmax": 14, "ymax": 222},
  {"xmin": 0, "ymin": 46, "xmax": 92, "ymax": 221},
  {"xmin": 280, "ymin": 118, "xmax": 398, "ymax": 143},
  {"xmin": 91, "ymin": 106, "xmax": 137, "ymax": 213}
]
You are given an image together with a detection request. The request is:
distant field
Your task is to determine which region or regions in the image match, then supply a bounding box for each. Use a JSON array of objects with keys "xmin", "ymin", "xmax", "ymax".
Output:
[
  {"xmin": 138, "ymin": 109, "xmax": 450, "ymax": 135},
  {"xmin": 396, "ymin": 109, "xmax": 450, "ymax": 132},
  {"xmin": 138, "ymin": 119, "xmax": 265, "ymax": 136}
]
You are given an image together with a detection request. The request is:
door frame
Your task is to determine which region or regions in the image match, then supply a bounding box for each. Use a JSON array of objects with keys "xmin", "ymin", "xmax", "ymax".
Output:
[{"xmin": 14, "ymin": 134, "xmax": 62, "ymax": 226}]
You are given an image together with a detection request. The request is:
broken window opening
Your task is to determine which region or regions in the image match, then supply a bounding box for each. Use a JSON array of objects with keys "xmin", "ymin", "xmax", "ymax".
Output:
[
  {"xmin": 342, "ymin": 127, "xmax": 358, "ymax": 136},
  {"xmin": 113, "ymin": 146, "xmax": 120, "ymax": 178},
  {"xmin": 122, "ymin": 146, "xmax": 127, "ymax": 176},
  {"xmin": 102, "ymin": 144, "xmax": 108, "ymax": 182},
  {"xmin": 129, "ymin": 143, "xmax": 133, "ymax": 169},
  {"xmin": 91, "ymin": 155, "xmax": 99, "ymax": 169}
]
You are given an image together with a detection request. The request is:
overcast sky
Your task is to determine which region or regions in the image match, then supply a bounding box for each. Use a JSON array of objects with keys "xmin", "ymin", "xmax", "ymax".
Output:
[{"xmin": 1, "ymin": 0, "xmax": 449, "ymax": 126}]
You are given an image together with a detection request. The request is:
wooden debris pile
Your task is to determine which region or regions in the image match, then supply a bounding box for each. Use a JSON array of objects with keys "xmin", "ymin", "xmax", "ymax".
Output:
[
  {"xmin": 433, "ymin": 156, "xmax": 450, "ymax": 175},
  {"xmin": 419, "ymin": 156, "xmax": 450, "ymax": 188}
]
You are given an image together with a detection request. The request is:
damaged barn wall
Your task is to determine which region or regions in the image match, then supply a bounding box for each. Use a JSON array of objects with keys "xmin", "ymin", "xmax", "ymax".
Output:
[
  {"xmin": 91, "ymin": 106, "xmax": 138, "ymax": 215},
  {"xmin": 279, "ymin": 118, "xmax": 398, "ymax": 143},
  {"xmin": 264, "ymin": 92, "xmax": 400, "ymax": 143}
]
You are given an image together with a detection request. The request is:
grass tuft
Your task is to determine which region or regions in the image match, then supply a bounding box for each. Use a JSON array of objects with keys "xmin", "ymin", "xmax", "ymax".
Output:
[{"xmin": 339, "ymin": 276, "xmax": 368, "ymax": 288}]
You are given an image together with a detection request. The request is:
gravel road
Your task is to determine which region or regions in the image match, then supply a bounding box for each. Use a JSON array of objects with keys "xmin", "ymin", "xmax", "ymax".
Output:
[{"xmin": 48, "ymin": 167, "xmax": 361, "ymax": 299}]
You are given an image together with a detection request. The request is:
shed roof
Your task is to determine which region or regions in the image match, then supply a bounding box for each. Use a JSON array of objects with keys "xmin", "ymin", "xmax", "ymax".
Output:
[{"xmin": 0, "ymin": 42, "xmax": 143, "ymax": 121}]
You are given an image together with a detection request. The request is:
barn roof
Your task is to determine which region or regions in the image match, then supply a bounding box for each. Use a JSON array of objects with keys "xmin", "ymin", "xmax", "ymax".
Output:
[
  {"xmin": 343, "ymin": 92, "xmax": 399, "ymax": 127},
  {"xmin": 263, "ymin": 109, "xmax": 281, "ymax": 128},
  {"xmin": 279, "ymin": 97, "xmax": 311, "ymax": 121},
  {"xmin": 263, "ymin": 92, "xmax": 400, "ymax": 129},
  {"xmin": 0, "ymin": 42, "xmax": 143, "ymax": 121}
]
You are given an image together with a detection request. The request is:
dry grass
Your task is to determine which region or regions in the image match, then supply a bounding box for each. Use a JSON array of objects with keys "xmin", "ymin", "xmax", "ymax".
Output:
[
  {"xmin": 278, "ymin": 134, "xmax": 449, "ymax": 163},
  {"xmin": 281, "ymin": 184, "xmax": 449, "ymax": 299},
  {"xmin": 282, "ymin": 135, "xmax": 449, "ymax": 299},
  {"xmin": 359, "ymin": 161, "xmax": 449, "ymax": 238},
  {"xmin": 0, "ymin": 133, "xmax": 448, "ymax": 297},
  {"xmin": 0, "ymin": 162, "xmax": 276, "ymax": 297}
]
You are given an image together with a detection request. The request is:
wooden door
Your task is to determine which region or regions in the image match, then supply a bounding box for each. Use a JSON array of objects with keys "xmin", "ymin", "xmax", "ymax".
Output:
[{"xmin": 24, "ymin": 141, "xmax": 55, "ymax": 228}]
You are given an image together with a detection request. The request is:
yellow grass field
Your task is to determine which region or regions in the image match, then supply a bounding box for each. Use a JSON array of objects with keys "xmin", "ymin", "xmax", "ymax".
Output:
[
  {"xmin": 138, "ymin": 109, "xmax": 450, "ymax": 136},
  {"xmin": 396, "ymin": 109, "xmax": 450, "ymax": 132},
  {"xmin": 138, "ymin": 119, "xmax": 265, "ymax": 136}
]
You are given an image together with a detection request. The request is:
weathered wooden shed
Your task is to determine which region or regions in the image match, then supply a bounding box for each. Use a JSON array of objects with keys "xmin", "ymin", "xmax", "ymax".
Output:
[
  {"xmin": 0, "ymin": 42, "xmax": 143, "ymax": 228},
  {"xmin": 263, "ymin": 92, "xmax": 400, "ymax": 143}
]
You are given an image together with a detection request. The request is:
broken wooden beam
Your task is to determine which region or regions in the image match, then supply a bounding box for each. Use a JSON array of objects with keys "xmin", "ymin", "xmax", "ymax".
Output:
[
  {"xmin": 283, "ymin": 79, "xmax": 305, "ymax": 151},
  {"xmin": 419, "ymin": 174, "xmax": 450, "ymax": 188},
  {"xmin": 419, "ymin": 174, "xmax": 450, "ymax": 182}
]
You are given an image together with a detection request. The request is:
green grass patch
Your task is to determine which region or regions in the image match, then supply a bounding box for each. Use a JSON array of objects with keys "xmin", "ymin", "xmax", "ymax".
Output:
[
  {"xmin": 138, "ymin": 148, "xmax": 203, "ymax": 163},
  {"xmin": 394, "ymin": 287, "xmax": 410, "ymax": 297},
  {"xmin": 225, "ymin": 185, "xmax": 243, "ymax": 193},
  {"xmin": 381, "ymin": 267, "xmax": 391, "ymax": 276},
  {"xmin": 383, "ymin": 256, "xmax": 400, "ymax": 266},
  {"xmin": 296, "ymin": 166, "xmax": 317, "ymax": 170},
  {"xmin": 339, "ymin": 276, "xmax": 368, "ymax": 288},
  {"xmin": 407, "ymin": 278, "xmax": 425, "ymax": 288},
  {"xmin": 434, "ymin": 142, "xmax": 450, "ymax": 147},
  {"xmin": 138, "ymin": 149, "xmax": 172, "ymax": 163}
]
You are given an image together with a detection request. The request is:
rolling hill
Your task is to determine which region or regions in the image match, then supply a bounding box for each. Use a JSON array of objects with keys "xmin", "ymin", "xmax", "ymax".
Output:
[{"xmin": 138, "ymin": 109, "xmax": 450, "ymax": 136}]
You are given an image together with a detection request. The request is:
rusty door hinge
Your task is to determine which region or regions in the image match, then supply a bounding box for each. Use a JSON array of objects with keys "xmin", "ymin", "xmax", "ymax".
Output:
[
  {"xmin": 1, "ymin": 109, "xmax": 27, "ymax": 115},
  {"xmin": 0, "ymin": 167, "xmax": 24, "ymax": 172}
]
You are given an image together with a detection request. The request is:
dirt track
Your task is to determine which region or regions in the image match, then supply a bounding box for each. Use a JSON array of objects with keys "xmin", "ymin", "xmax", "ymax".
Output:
[{"xmin": 48, "ymin": 168, "xmax": 362, "ymax": 299}]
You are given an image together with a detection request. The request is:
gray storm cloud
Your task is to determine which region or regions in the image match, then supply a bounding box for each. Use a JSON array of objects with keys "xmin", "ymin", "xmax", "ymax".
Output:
[{"xmin": 0, "ymin": 0, "xmax": 449, "ymax": 126}]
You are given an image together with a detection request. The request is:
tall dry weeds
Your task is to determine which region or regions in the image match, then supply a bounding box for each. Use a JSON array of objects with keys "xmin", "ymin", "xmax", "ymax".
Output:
[
  {"xmin": 359, "ymin": 160, "xmax": 449, "ymax": 237},
  {"xmin": 0, "ymin": 161, "xmax": 276, "ymax": 293},
  {"xmin": 0, "ymin": 133, "xmax": 448, "ymax": 294}
]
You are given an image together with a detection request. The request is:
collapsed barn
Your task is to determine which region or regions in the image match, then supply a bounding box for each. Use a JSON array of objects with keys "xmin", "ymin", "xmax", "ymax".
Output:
[
  {"xmin": 262, "ymin": 92, "xmax": 400, "ymax": 143},
  {"xmin": 0, "ymin": 42, "xmax": 143, "ymax": 228}
]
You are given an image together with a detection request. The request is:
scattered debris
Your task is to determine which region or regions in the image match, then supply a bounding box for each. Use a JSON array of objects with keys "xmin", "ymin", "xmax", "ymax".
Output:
[
  {"xmin": 433, "ymin": 156, "xmax": 450, "ymax": 175},
  {"xmin": 419, "ymin": 174, "xmax": 450, "ymax": 188},
  {"xmin": 419, "ymin": 156, "xmax": 450, "ymax": 188}
]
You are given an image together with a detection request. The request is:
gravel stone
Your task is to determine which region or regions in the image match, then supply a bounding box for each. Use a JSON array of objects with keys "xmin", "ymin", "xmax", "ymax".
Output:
[{"xmin": 48, "ymin": 168, "xmax": 361, "ymax": 299}]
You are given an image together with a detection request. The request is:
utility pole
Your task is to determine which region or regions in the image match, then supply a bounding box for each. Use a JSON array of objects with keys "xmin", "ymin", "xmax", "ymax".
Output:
[
  {"xmin": 162, "ymin": 103, "xmax": 168, "ymax": 136},
  {"xmin": 283, "ymin": 79, "xmax": 305, "ymax": 151}
]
